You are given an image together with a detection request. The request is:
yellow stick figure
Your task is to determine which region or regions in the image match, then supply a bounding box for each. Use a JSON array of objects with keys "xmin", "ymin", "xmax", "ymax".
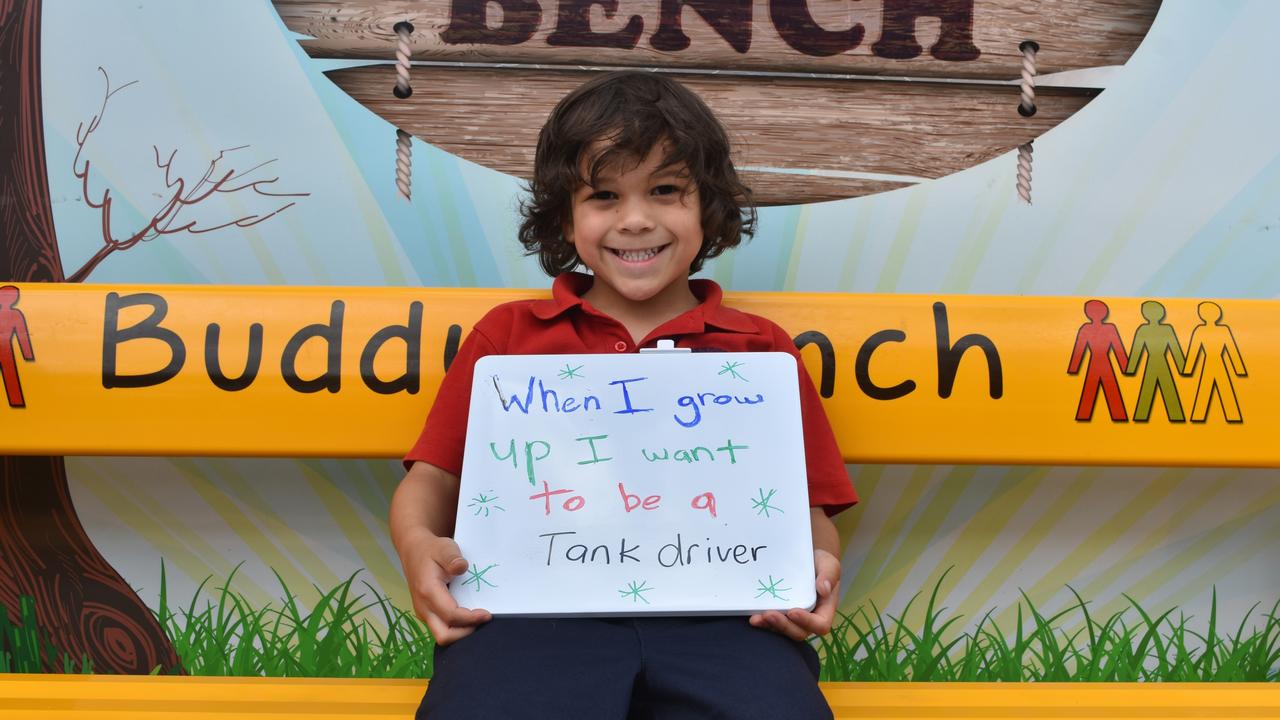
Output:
[{"xmin": 1182, "ymin": 301, "xmax": 1247, "ymax": 423}]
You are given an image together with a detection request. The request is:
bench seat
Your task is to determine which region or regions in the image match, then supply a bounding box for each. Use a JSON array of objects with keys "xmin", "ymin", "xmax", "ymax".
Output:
[{"xmin": 1, "ymin": 675, "xmax": 1277, "ymax": 719}]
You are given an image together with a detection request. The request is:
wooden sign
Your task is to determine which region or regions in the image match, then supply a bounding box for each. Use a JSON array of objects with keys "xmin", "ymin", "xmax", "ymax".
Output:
[
  {"xmin": 450, "ymin": 351, "xmax": 815, "ymax": 615},
  {"xmin": 275, "ymin": 0, "xmax": 1158, "ymax": 79},
  {"xmin": 270, "ymin": 0, "xmax": 1162, "ymax": 205},
  {"xmin": 2, "ymin": 284, "xmax": 1278, "ymax": 469},
  {"xmin": 330, "ymin": 64, "xmax": 1095, "ymax": 205}
]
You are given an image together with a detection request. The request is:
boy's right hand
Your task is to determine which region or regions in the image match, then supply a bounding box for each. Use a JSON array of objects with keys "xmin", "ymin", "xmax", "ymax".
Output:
[{"xmin": 400, "ymin": 530, "xmax": 492, "ymax": 645}]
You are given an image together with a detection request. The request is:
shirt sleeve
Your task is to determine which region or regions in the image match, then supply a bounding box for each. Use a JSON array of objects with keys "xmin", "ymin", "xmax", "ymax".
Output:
[
  {"xmin": 402, "ymin": 324, "xmax": 499, "ymax": 475},
  {"xmin": 771, "ymin": 323, "xmax": 858, "ymax": 515}
]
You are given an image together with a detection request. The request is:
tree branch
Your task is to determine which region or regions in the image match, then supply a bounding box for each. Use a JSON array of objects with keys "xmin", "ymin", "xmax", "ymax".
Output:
[{"xmin": 68, "ymin": 67, "xmax": 309, "ymax": 282}]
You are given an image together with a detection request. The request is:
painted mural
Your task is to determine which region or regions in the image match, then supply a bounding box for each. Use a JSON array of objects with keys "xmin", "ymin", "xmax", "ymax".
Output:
[{"xmin": 1, "ymin": 0, "xmax": 1278, "ymax": 680}]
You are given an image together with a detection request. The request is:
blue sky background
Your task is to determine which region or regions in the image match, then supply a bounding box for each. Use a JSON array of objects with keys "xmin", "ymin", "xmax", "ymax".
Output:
[{"xmin": 40, "ymin": 0, "xmax": 1280, "ymax": 299}]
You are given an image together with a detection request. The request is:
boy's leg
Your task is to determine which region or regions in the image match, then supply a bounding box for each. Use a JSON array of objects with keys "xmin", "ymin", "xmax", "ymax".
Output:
[
  {"xmin": 418, "ymin": 617, "xmax": 641, "ymax": 720},
  {"xmin": 629, "ymin": 617, "xmax": 832, "ymax": 720}
]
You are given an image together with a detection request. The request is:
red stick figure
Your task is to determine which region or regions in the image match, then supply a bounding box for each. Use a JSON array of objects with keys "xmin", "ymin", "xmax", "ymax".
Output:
[
  {"xmin": 0, "ymin": 285, "xmax": 35, "ymax": 408},
  {"xmin": 1067, "ymin": 299, "xmax": 1129, "ymax": 421}
]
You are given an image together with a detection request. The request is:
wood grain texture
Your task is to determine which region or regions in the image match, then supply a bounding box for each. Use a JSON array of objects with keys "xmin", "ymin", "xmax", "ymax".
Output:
[
  {"xmin": 275, "ymin": 0, "xmax": 1160, "ymax": 80},
  {"xmin": 0, "ymin": 0, "xmax": 62, "ymax": 283},
  {"xmin": 327, "ymin": 65, "xmax": 1093, "ymax": 204},
  {"xmin": 739, "ymin": 172, "xmax": 912, "ymax": 206},
  {"xmin": 0, "ymin": 456, "xmax": 181, "ymax": 674}
]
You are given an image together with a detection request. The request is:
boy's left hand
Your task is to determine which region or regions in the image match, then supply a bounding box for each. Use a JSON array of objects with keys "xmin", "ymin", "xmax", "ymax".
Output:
[{"xmin": 748, "ymin": 548, "xmax": 840, "ymax": 641}]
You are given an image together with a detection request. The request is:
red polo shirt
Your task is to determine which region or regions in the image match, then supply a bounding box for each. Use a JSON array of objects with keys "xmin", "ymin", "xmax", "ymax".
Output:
[{"xmin": 405, "ymin": 272, "xmax": 857, "ymax": 514}]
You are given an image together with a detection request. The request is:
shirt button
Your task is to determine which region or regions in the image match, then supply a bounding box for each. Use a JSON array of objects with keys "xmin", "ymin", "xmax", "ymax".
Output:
[{"xmin": 614, "ymin": 341, "xmax": 628, "ymax": 352}]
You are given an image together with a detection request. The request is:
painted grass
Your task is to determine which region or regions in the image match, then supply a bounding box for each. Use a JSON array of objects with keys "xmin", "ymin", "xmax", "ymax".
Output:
[
  {"xmin": 818, "ymin": 573, "xmax": 1280, "ymax": 682},
  {"xmin": 4, "ymin": 567, "xmax": 1279, "ymax": 680},
  {"xmin": 0, "ymin": 595, "xmax": 93, "ymax": 674},
  {"xmin": 155, "ymin": 564, "xmax": 434, "ymax": 677}
]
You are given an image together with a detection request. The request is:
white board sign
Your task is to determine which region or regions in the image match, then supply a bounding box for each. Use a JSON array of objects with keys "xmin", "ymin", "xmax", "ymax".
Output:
[{"xmin": 450, "ymin": 350, "xmax": 815, "ymax": 616}]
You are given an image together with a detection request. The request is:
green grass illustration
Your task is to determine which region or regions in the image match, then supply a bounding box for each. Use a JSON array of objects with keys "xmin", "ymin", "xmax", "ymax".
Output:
[
  {"xmin": 4, "ymin": 566, "xmax": 1278, "ymax": 680},
  {"xmin": 1, "ymin": 595, "xmax": 93, "ymax": 674},
  {"xmin": 153, "ymin": 563, "xmax": 434, "ymax": 677},
  {"xmin": 817, "ymin": 574, "xmax": 1280, "ymax": 682}
]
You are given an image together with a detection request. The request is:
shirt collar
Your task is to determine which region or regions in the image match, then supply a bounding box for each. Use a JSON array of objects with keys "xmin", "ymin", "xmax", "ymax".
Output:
[{"xmin": 530, "ymin": 272, "xmax": 757, "ymax": 333}]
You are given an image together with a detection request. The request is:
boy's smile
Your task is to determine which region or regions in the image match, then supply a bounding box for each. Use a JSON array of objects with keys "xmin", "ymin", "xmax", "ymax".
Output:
[{"xmin": 566, "ymin": 142, "xmax": 703, "ymax": 323}]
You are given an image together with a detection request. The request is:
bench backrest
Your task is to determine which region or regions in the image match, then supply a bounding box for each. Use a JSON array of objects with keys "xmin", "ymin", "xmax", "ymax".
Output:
[{"xmin": 2, "ymin": 283, "xmax": 1274, "ymax": 467}]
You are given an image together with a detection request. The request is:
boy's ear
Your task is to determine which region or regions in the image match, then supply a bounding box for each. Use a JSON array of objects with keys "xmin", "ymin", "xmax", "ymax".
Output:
[{"xmin": 562, "ymin": 221, "xmax": 575, "ymax": 246}]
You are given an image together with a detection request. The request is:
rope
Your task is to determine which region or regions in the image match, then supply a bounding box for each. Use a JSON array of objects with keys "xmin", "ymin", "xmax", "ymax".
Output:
[
  {"xmin": 394, "ymin": 21, "xmax": 413, "ymax": 100},
  {"xmin": 1017, "ymin": 40, "xmax": 1039, "ymax": 205},
  {"xmin": 1016, "ymin": 143, "xmax": 1033, "ymax": 205},
  {"xmin": 393, "ymin": 21, "xmax": 415, "ymax": 202},
  {"xmin": 396, "ymin": 129, "xmax": 412, "ymax": 202}
]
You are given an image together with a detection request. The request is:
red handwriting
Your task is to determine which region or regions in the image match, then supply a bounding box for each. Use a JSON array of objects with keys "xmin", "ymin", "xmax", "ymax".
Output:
[
  {"xmin": 529, "ymin": 481, "xmax": 585, "ymax": 515},
  {"xmin": 618, "ymin": 482, "xmax": 661, "ymax": 512},
  {"xmin": 691, "ymin": 492, "xmax": 717, "ymax": 518}
]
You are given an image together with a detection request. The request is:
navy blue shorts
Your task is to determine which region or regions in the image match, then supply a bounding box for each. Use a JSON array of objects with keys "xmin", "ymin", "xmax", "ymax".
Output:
[{"xmin": 416, "ymin": 617, "xmax": 831, "ymax": 719}]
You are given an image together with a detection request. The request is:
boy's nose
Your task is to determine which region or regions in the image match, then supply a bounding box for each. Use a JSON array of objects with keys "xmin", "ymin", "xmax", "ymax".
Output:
[{"xmin": 615, "ymin": 199, "xmax": 655, "ymax": 233}]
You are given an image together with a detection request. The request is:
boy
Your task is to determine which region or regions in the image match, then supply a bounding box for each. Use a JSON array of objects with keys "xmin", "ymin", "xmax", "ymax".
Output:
[{"xmin": 392, "ymin": 70, "xmax": 857, "ymax": 719}]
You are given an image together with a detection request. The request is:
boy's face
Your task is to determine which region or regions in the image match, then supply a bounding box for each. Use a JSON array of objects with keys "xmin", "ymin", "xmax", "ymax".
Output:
[{"xmin": 565, "ymin": 141, "xmax": 703, "ymax": 311}]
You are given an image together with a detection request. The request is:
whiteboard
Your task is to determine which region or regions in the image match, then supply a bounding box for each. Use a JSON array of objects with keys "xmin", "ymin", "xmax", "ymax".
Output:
[{"xmin": 450, "ymin": 350, "xmax": 815, "ymax": 616}]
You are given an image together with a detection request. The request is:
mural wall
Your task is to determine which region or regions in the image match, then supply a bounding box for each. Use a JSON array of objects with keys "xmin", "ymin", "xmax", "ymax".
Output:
[{"xmin": 2, "ymin": 0, "xmax": 1278, "ymax": 678}]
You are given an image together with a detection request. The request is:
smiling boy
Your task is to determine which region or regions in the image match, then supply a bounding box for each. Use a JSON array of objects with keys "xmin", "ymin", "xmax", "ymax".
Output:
[{"xmin": 391, "ymin": 70, "xmax": 857, "ymax": 719}]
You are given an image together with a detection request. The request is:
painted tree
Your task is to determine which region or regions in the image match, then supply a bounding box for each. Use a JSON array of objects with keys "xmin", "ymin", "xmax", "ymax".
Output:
[{"xmin": 0, "ymin": 0, "xmax": 303, "ymax": 673}]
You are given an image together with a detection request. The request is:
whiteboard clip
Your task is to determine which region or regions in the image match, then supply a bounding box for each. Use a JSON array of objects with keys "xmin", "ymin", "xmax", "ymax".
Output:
[{"xmin": 640, "ymin": 339, "xmax": 690, "ymax": 354}]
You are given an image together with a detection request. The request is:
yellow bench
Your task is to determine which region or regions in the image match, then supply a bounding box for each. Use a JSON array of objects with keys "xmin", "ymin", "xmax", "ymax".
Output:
[
  {"xmin": 1, "ymin": 675, "xmax": 1277, "ymax": 719},
  {"xmin": 6, "ymin": 284, "xmax": 1278, "ymax": 466},
  {"xmin": 3, "ymin": 284, "xmax": 1278, "ymax": 716}
]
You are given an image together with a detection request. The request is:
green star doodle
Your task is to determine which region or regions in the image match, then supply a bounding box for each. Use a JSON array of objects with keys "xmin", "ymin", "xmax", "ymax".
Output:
[
  {"xmin": 461, "ymin": 563, "xmax": 498, "ymax": 591},
  {"xmin": 467, "ymin": 492, "xmax": 505, "ymax": 517},
  {"xmin": 558, "ymin": 363, "xmax": 585, "ymax": 380},
  {"xmin": 718, "ymin": 361, "xmax": 748, "ymax": 381},
  {"xmin": 751, "ymin": 488, "xmax": 783, "ymax": 518},
  {"xmin": 755, "ymin": 576, "xmax": 790, "ymax": 601},
  {"xmin": 618, "ymin": 580, "xmax": 653, "ymax": 604}
]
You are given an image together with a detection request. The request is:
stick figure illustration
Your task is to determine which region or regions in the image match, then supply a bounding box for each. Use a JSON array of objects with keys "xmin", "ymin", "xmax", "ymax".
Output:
[
  {"xmin": 0, "ymin": 286, "xmax": 35, "ymax": 408},
  {"xmin": 1124, "ymin": 300, "xmax": 1186, "ymax": 422},
  {"xmin": 1182, "ymin": 301, "xmax": 1247, "ymax": 423},
  {"xmin": 1067, "ymin": 299, "xmax": 1130, "ymax": 421}
]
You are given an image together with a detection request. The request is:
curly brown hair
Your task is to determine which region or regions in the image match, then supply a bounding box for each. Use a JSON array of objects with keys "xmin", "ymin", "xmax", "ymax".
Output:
[{"xmin": 518, "ymin": 71, "xmax": 756, "ymax": 277}]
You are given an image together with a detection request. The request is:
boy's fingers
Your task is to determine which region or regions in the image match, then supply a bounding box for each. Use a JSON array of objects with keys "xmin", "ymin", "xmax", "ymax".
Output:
[
  {"xmin": 427, "ymin": 618, "xmax": 477, "ymax": 647},
  {"xmin": 811, "ymin": 579, "xmax": 838, "ymax": 615},
  {"xmin": 413, "ymin": 563, "xmax": 453, "ymax": 600},
  {"xmin": 447, "ymin": 605, "xmax": 492, "ymax": 626},
  {"xmin": 806, "ymin": 586, "xmax": 839, "ymax": 635},
  {"xmin": 768, "ymin": 611, "xmax": 811, "ymax": 642},
  {"xmin": 420, "ymin": 602, "xmax": 491, "ymax": 646},
  {"xmin": 813, "ymin": 549, "xmax": 841, "ymax": 588},
  {"xmin": 810, "ymin": 548, "xmax": 842, "ymax": 634},
  {"xmin": 751, "ymin": 609, "xmax": 808, "ymax": 642},
  {"xmin": 787, "ymin": 608, "xmax": 832, "ymax": 637},
  {"xmin": 431, "ymin": 537, "xmax": 469, "ymax": 576}
]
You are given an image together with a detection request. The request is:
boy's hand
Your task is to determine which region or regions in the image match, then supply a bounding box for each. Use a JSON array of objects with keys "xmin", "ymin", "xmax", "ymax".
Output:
[
  {"xmin": 748, "ymin": 548, "xmax": 841, "ymax": 641},
  {"xmin": 400, "ymin": 530, "xmax": 492, "ymax": 646}
]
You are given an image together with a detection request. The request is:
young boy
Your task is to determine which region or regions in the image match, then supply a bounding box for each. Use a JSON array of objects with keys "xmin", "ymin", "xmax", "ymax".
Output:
[{"xmin": 392, "ymin": 70, "xmax": 858, "ymax": 719}]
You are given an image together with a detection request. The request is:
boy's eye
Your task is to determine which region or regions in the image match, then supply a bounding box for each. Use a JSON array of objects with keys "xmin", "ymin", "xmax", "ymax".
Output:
[
  {"xmin": 652, "ymin": 184, "xmax": 680, "ymax": 196},
  {"xmin": 588, "ymin": 190, "xmax": 617, "ymax": 201}
]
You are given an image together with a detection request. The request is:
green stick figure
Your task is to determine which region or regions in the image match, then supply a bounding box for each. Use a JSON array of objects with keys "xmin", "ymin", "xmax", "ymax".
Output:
[{"xmin": 1124, "ymin": 301, "xmax": 1186, "ymax": 422}]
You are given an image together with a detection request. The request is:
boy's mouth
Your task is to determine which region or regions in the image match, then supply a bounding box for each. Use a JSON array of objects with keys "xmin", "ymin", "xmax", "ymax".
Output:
[{"xmin": 609, "ymin": 244, "xmax": 668, "ymax": 263}]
